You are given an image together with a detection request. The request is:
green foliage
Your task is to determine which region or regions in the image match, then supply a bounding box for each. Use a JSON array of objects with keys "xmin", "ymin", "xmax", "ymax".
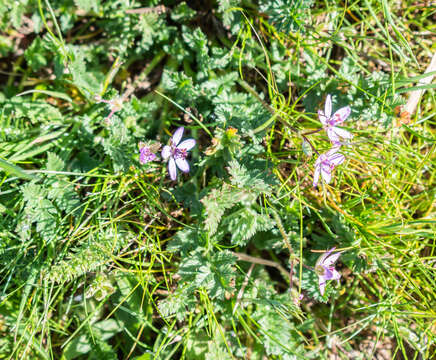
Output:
[
  {"xmin": 260, "ymin": 0, "xmax": 314, "ymax": 33},
  {"xmin": 253, "ymin": 294, "xmax": 306, "ymax": 358},
  {"xmin": 0, "ymin": 98, "xmax": 63, "ymax": 124},
  {"xmin": 202, "ymin": 160, "xmax": 272, "ymax": 241},
  {"xmin": 171, "ymin": 2, "xmax": 196, "ymax": 23},
  {"xmin": 0, "ymin": 0, "xmax": 435, "ymax": 359},
  {"xmin": 177, "ymin": 250, "xmax": 236, "ymax": 300},
  {"xmin": 46, "ymin": 228, "xmax": 131, "ymax": 283},
  {"xmin": 74, "ymin": 0, "xmax": 100, "ymax": 13}
]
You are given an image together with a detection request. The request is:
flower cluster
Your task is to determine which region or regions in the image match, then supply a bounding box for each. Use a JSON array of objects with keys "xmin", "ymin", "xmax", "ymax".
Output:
[
  {"xmin": 300, "ymin": 94, "xmax": 351, "ymax": 295},
  {"xmin": 138, "ymin": 127, "xmax": 196, "ymax": 181},
  {"xmin": 313, "ymin": 94, "xmax": 352, "ymax": 187},
  {"xmin": 110, "ymin": 94, "xmax": 347, "ymax": 297}
]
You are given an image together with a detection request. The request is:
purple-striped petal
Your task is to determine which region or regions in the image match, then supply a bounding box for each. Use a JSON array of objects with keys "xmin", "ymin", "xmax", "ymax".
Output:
[
  {"xmin": 327, "ymin": 127, "xmax": 340, "ymax": 143},
  {"xmin": 319, "ymin": 277, "xmax": 327, "ymax": 296},
  {"xmin": 326, "ymin": 146, "xmax": 341, "ymax": 156},
  {"xmin": 172, "ymin": 127, "xmax": 184, "ymax": 146},
  {"xmin": 318, "ymin": 110, "xmax": 328, "ymax": 126},
  {"xmin": 177, "ymin": 139, "xmax": 196, "ymax": 151},
  {"xmin": 161, "ymin": 145, "xmax": 171, "ymax": 160},
  {"xmin": 328, "ymin": 153, "xmax": 345, "ymax": 166},
  {"xmin": 321, "ymin": 166, "xmax": 332, "ymax": 184},
  {"xmin": 313, "ymin": 166, "xmax": 321, "ymax": 187},
  {"xmin": 168, "ymin": 157, "xmax": 177, "ymax": 180},
  {"xmin": 331, "ymin": 127, "xmax": 352, "ymax": 139},
  {"xmin": 323, "ymin": 267, "xmax": 334, "ymax": 280},
  {"xmin": 332, "ymin": 106, "xmax": 351, "ymax": 124},
  {"xmin": 175, "ymin": 158, "xmax": 190, "ymax": 173},
  {"xmin": 331, "ymin": 269, "xmax": 341, "ymax": 282},
  {"xmin": 323, "ymin": 251, "xmax": 341, "ymax": 267}
]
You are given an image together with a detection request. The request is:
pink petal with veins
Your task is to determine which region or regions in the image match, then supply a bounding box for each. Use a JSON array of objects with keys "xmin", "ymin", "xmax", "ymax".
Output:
[
  {"xmin": 177, "ymin": 139, "xmax": 196, "ymax": 151},
  {"xmin": 321, "ymin": 166, "xmax": 332, "ymax": 184},
  {"xmin": 332, "ymin": 127, "xmax": 352, "ymax": 140},
  {"xmin": 332, "ymin": 106, "xmax": 351, "ymax": 124},
  {"xmin": 325, "ymin": 94, "xmax": 332, "ymax": 118},
  {"xmin": 172, "ymin": 127, "xmax": 184, "ymax": 146},
  {"xmin": 161, "ymin": 145, "xmax": 171, "ymax": 160},
  {"xmin": 168, "ymin": 157, "xmax": 177, "ymax": 180},
  {"xmin": 175, "ymin": 158, "xmax": 190, "ymax": 173}
]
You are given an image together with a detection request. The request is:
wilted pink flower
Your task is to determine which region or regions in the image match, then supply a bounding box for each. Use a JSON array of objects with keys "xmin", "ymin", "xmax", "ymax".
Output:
[
  {"xmin": 290, "ymin": 288, "xmax": 304, "ymax": 306},
  {"xmin": 161, "ymin": 127, "xmax": 196, "ymax": 181},
  {"xmin": 313, "ymin": 147, "xmax": 345, "ymax": 187},
  {"xmin": 319, "ymin": 94, "xmax": 352, "ymax": 143},
  {"xmin": 315, "ymin": 247, "xmax": 342, "ymax": 296},
  {"xmin": 139, "ymin": 146, "xmax": 156, "ymax": 164},
  {"xmin": 95, "ymin": 95, "xmax": 124, "ymax": 123}
]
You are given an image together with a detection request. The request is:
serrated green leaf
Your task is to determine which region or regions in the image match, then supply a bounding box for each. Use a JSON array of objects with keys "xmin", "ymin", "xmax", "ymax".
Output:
[
  {"xmin": 224, "ymin": 207, "xmax": 274, "ymax": 246},
  {"xmin": 73, "ymin": 0, "xmax": 99, "ymax": 13},
  {"xmin": 46, "ymin": 152, "xmax": 65, "ymax": 172},
  {"xmin": 171, "ymin": 2, "xmax": 196, "ymax": 23}
]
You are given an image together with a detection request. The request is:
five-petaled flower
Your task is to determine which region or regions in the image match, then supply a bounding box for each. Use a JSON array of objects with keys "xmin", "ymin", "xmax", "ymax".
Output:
[
  {"xmin": 162, "ymin": 127, "xmax": 196, "ymax": 181},
  {"xmin": 313, "ymin": 146, "xmax": 345, "ymax": 187},
  {"xmin": 319, "ymin": 94, "xmax": 352, "ymax": 144},
  {"xmin": 315, "ymin": 247, "xmax": 342, "ymax": 296}
]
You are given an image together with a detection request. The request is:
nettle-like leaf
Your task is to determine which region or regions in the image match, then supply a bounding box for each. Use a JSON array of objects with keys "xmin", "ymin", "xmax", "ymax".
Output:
[
  {"xmin": 202, "ymin": 183, "xmax": 241, "ymax": 235},
  {"xmin": 253, "ymin": 293, "xmax": 306, "ymax": 358},
  {"xmin": 228, "ymin": 159, "xmax": 273, "ymax": 193},
  {"xmin": 177, "ymin": 250, "xmax": 236, "ymax": 300},
  {"xmin": 221, "ymin": 207, "xmax": 273, "ymax": 246},
  {"xmin": 300, "ymin": 268, "xmax": 330, "ymax": 303},
  {"xmin": 45, "ymin": 152, "xmax": 81, "ymax": 215},
  {"xmin": 171, "ymin": 2, "xmax": 197, "ymax": 23},
  {"xmin": 167, "ymin": 228, "xmax": 202, "ymax": 256},
  {"xmin": 20, "ymin": 183, "xmax": 58, "ymax": 242},
  {"xmin": 182, "ymin": 26, "xmax": 209, "ymax": 63},
  {"xmin": 182, "ymin": 26, "xmax": 231, "ymax": 80},
  {"xmin": 158, "ymin": 284, "xmax": 196, "ymax": 321},
  {"xmin": 202, "ymin": 160, "xmax": 272, "ymax": 237},
  {"xmin": 0, "ymin": 98, "xmax": 63, "ymax": 124},
  {"xmin": 46, "ymin": 228, "xmax": 131, "ymax": 283},
  {"xmin": 134, "ymin": 13, "xmax": 171, "ymax": 52},
  {"xmin": 260, "ymin": 0, "xmax": 314, "ymax": 34},
  {"xmin": 24, "ymin": 37, "xmax": 49, "ymax": 71},
  {"xmin": 212, "ymin": 90, "xmax": 270, "ymax": 141},
  {"xmin": 161, "ymin": 70, "xmax": 199, "ymax": 102},
  {"xmin": 74, "ymin": 0, "xmax": 100, "ymax": 13},
  {"xmin": 46, "ymin": 152, "xmax": 64, "ymax": 172},
  {"xmin": 217, "ymin": 0, "xmax": 244, "ymax": 35},
  {"xmin": 68, "ymin": 46, "xmax": 102, "ymax": 97},
  {"xmin": 101, "ymin": 117, "xmax": 135, "ymax": 172},
  {"xmin": 200, "ymin": 72, "xmax": 239, "ymax": 97}
]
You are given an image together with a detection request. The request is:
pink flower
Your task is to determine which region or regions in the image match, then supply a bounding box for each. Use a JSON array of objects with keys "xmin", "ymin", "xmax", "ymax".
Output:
[
  {"xmin": 161, "ymin": 127, "xmax": 196, "ymax": 181},
  {"xmin": 313, "ymin": 147, "xmax": 345, "ymax": 187},
  {"xmin": 315, "ymin": 247, "xmax": 342, "ymax": 296},
  {"xmin": 318, "ymin": 94, "xmax": 352, "ymax": 143},
  {"xmin": 139, "ymin": 146, "xmax": 156, "ymax": 164}
]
